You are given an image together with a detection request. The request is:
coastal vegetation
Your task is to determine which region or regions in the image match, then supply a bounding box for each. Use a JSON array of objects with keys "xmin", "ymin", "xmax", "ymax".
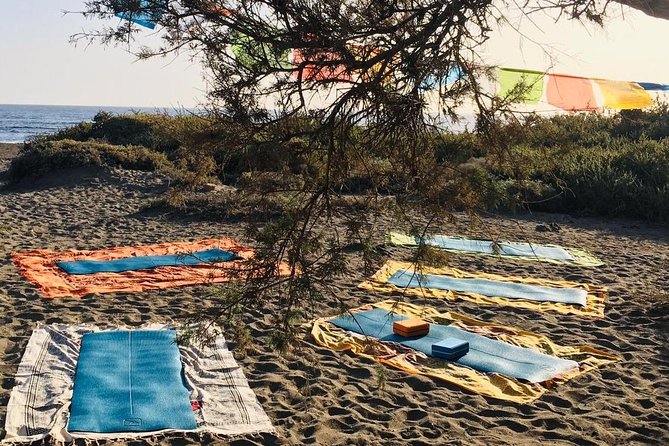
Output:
[{"xmin": 9, "ymin": 106, "xmax": 669, "ymax": 223}]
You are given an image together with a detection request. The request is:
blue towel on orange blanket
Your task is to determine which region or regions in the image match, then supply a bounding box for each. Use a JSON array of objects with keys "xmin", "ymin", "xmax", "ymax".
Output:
[{"xmin": 57, "ymin": 248, "xmax": 240, "ymax": 275}]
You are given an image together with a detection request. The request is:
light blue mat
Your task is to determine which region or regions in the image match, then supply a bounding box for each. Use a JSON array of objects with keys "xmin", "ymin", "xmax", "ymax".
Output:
[
  {"xmin": 424, "ymin": 235, "xmax": 575, "ymax": 261},
  {"xmin": 388, "ymin": 269, "xmax": 587, "ymax": 306},
  {"xmin": 330, "ymin": 308, "xmax": 578, "ymax": 383},
  {"xmin": 68, "ymin": 330, "xmax": 197, "ymax": 433},
  {"xmin": 57, "ymin": 248, "xmax": 241, "ymax": 275}
]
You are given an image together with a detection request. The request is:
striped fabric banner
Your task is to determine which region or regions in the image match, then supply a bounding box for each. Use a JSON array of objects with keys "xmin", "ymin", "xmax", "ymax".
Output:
[{"xmin": 498, "ymin": 67, "xmax": 657, "ymax": 111}]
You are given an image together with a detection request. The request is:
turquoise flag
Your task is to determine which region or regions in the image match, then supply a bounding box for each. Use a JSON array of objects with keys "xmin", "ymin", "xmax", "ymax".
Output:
[{"xmin": 115, "ymin": 0, "xmax": 166, "ymax": 29}]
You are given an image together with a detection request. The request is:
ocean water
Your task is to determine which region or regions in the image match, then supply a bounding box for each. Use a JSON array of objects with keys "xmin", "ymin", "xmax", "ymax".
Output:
[
  {"xmin": 0, "ymin": 104, "xmax": 187, "ymax": 143},
  {"xmin": 0, "ymin": 104, "xmax": 475, "ymax": 143}
]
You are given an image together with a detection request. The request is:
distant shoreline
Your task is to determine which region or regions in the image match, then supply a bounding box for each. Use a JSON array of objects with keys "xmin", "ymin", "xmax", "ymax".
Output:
[
  {"xmin": 0, "ymin": 104, "xmax": 203, "ymax": 144},
  {"xmin": 0, "ymin": 103, "xmax": 197, "ymax": 110}
]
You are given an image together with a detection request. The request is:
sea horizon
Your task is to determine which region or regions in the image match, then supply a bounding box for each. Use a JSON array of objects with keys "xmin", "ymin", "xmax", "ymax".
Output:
[{"xmin": 0, "ymin": 103, "xmax": 199, "ymax": 143}]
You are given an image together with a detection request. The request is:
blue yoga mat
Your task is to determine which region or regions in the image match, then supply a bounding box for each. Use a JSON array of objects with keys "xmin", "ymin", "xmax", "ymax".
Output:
[
  {"xmin": 388, "ymin": 269, "xmax": 587, "ymax": 306},
  {"xmin": 330, "ymin": 308, "xmax": 578, "ymax": 383},
  {"xmin": 57, "ymin": 248, "xmax": 241, "ymax": 275},
  {"xmin": 68, "ymin": 330, "xmax": 197, "ymax": 433},
  {"xmin": 423, "ymin": 235, "xmax": 575, "ymax": 261}
]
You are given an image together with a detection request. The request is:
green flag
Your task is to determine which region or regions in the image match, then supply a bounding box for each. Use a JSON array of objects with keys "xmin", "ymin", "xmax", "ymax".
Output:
[
  {"xmin": 498, "ymin": 68, "xmax": 544, "ymax": 104},
  {"xmin": 230, "ymin": 31, "xmax": 292, "ymax": 71}
]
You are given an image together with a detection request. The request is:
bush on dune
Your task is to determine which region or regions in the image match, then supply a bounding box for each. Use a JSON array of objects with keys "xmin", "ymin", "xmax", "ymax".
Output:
[
  {"xmin": 7, "ymin": 138, "xmax": 176, "ymax": 183},
  {"xmin": 33, "ymin": 112, "xmax": 318, "ymax": 185},
  {"xmin": 7, "ymin": 108, "xmax": 669, "ymax": 223},
  {"xmin": 532, "ymin": 139, "xmax": 669, "ymax": 221}
]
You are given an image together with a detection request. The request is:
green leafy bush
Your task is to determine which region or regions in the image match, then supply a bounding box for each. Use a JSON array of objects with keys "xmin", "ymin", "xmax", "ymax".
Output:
[
  {"xmin": 7, "ymin": 109, "xmax": 669, "ymax": 222},
  {"xmin": 8, "ymin": 139, "xmax": 175, "ymax": 183}
]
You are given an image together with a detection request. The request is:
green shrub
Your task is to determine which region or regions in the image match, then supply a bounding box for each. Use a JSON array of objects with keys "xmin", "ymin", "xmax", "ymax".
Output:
[
  {"xmin": 529, "ymin": 139, "xmax": 669, "ymax": 221},
  {"xmin": 433, "ymin": 132, "xmax": 482, "ymax": 163},
  {"xmin": 8, "ymin": 139, "xmax": 175, "ymax": 183},
  {"xmin": 49, "ymin": 121, "xmax": 94, "ymax": 141},
  {"xmin": 613, "ymin": 102, "xmax": 669, "ymax": 140}
]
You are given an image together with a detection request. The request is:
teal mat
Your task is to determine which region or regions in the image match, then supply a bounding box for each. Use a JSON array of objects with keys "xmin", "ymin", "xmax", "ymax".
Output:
[
  {"xmin": 424, "ymin": 235, "xmax": 575, "ymax": 261},
  {"xmin": 68, "ymin": 330, "xmax": 197, "ymax": 433},
  {"xmin": 388, "ymin": 269, "xmax": 587, "ymax": 306},
  {"xmin": 57, "ymin": 248, "xmax": 240, "ymax": 275},
  {"xmin": 330, "ymin": 308, "xmax": 578, "ymax": 383}
]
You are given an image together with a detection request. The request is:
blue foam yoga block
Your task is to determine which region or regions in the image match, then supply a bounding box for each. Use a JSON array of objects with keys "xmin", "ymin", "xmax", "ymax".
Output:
[{"xmin": 432, "ymin": 338, "xmax": 469, "ymax": 360}]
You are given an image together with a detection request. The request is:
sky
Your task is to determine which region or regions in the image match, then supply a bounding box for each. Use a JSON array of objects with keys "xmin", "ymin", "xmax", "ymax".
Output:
[{"xmin": 1, "ymin": 1, "xmax": 668, "ymax": 108}]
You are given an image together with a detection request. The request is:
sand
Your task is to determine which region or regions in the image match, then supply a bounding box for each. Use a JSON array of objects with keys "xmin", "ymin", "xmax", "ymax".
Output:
[{"xmin": 0, "ymin": 142, "xmax": 668, "ymax": 445}]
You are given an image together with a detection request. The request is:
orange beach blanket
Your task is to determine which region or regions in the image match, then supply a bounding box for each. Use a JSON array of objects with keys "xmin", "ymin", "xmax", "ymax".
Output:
[{"xmin": 12, "ymin": 238, "xmax": 279, "ymax": 298}]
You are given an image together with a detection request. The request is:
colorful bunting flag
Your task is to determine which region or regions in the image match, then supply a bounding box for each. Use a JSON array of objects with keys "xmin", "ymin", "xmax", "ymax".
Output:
[
  {"xmin": 637, "ymin": 82, "xmax": 669, "ymax": 91},
  {"xmin": 230, "ymin": 31, "xmax": 292, "ymax": 71},
  {"xmin": 420, "ymin": 65, "xmax": 464, "ymax": 90},
  {"xmin": 292, "ymin": 49, "xmax": 352, "ymax": 82},
  {"xmin": 497, "ymin": 68, "xmax": 544, "ymax": 104},
  {"xmin": 114, "ymin": 0, "xmax": 166, "ymax": 30},
  {"xmin": 546, "ymin": 74, "xmax": 598, "ymax": 111},
  {"xmin": 594, "ymin": 79, "xmax": 653, "ymax": 110}
]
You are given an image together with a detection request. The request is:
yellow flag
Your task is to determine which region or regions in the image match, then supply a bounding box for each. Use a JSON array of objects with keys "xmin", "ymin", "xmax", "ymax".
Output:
[{"xmin": 595, "ymin": 79, "xmax": 653, "ymax": 110}]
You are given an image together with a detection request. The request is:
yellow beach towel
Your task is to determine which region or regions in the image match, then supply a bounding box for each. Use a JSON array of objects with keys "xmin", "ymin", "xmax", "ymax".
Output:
[
  {"xmin": 387, "ymin": 232, "xmax": 603, "ymax": 267},
  {"xmin": 359, "ymin": 261, "xmax": 607, "ymax": 317},
  {"xmin": 311, "ymin": 300, "xmax": 618, "ymax": 403}
]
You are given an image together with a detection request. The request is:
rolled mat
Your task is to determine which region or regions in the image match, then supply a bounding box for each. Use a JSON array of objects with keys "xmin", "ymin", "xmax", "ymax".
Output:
[
  {"xmin": 68, "ymin": 330, "xmax": 197, "ymax": 433},
  {"xmin": 387, "ymin": 269, "xmax": 588, "ymax": 306},
  {"xmin": 329, "ymin": 308, "xmax": 578, "ymax": 383},
  {"xmin": 57, "ymin": 248, "xmax": 241, "ymax": 275}
]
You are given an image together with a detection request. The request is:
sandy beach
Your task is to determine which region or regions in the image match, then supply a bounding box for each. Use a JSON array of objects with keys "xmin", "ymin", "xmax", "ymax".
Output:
[{"xmin": 0, "ymin": 142, "xmax": 668, "ymax": 445}]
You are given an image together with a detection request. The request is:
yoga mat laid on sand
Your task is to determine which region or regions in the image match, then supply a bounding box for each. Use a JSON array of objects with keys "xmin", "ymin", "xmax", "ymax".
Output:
[
  {"xmin": 58, "ymin": 248, "xmax": 241, "ymax": 275},
  {"xmin": 387, "ymin": 232, "xmax": 603, "ymax": 266},
  {"xmin": 359, "ymin": 261, "xmax": 607, "ymax": 317},
  {"xmin": 68, "ymin": 330, "xmax": 197, "ymax": 433},
  {"xmin": 12, "ymin": 238, "xmax": 291, "ymax": 298},
  {"xmin": 3, "ymin": 324, "xmax": 274, "ymax": 443},
  {"xmin": 387, "ymin": 270, "xmax": 588, "ymax": 306},
  {"xmin": 311, "ymin": 300, "xmax": 619, "ymax": 403},
  {"xmin": 329, "ymin": 308, "xmax": 578, "ymax": 383}
]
